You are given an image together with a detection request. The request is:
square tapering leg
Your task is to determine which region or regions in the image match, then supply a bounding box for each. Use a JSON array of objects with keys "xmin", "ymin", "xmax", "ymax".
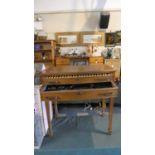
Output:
[{"xmin": 108, "ymin": 97, "xmax": 114, "ymax": 135}]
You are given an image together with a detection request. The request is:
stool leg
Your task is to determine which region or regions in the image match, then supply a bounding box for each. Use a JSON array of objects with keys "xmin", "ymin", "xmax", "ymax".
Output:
[
  {"xmin": 102, "ymin": 98, "xmax": 106, "ymax": 115},
  {"xmin": 54, "ymin": 102, "xmax": 59, "ymax": 117}
]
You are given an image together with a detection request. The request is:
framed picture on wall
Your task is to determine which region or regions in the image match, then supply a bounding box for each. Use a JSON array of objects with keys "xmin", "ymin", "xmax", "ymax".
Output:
[
  {"xmin": 115, "ymin": 31, "xmax": 121, "ymax": 45},
  {"xmin": 55, "ymin": 32, "xmax": 80, "ymax": 46},
  {"xmin": 80, "ymin": 32, "xmax": 105, "ymax": 46},
  {"xmin": 105, "ymin": 32, "xmax": 116, "ymax": 47}
]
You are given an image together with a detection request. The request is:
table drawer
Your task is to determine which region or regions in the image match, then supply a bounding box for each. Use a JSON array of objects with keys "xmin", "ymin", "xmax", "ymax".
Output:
[
  {"xmin": 41, "ymin": 87, "xmax": 118, "ymax": 101},
  {"xmin": 89, "ymin": 57, "xmax": 104, "ymax": 64},
  {"xmin": 56, "ymin": 58, "xmax": 70, "ymax": 65}
]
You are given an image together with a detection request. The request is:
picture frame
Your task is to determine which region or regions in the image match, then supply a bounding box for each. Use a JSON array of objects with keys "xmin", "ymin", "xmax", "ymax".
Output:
[
  {"xmin": 80, "ymin": 32, "xmax": 105, "ymax": 46},
  {"xmin": 105, "ymin": 32, "xmax": 116, "ymax": 47},
  {"xmin": 55, "ymin": 32, "xmax": 80, "ymax": 46},
  {"xmin": 115, "ymin": 31, "xmax": 121, "ymax": 45}
]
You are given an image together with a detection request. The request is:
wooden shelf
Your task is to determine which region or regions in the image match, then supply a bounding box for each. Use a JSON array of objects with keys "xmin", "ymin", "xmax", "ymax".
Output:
[
  {"xmin": 34, "ymin": 40, "xmax": 52, "ymax": 43},
  {"xmin": 34, "ymin": 40, "xmax": 56, "ymax": 65},
  {"xmin": 34, "ymin": 60, "xmax": 52, "ymax": 63},
  {"xmin": 34, "ymin": 49, "xmax": 51, "ymax": 52},
  {"xmin": 57, "ymin": 56, "xmax": 90, "ymax": 59}
]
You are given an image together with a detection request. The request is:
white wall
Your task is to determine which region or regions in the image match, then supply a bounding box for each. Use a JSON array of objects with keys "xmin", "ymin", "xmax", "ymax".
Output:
[
  {"xmin": 34, "ymin": 0, "xmax": 121, "ymax": 13},
  {"xmin": 37, "ymin": 11, "xmax": 121, "ymax": 39}
]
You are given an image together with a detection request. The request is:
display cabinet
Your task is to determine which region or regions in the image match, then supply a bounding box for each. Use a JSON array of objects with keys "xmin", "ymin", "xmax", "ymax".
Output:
[{"xmin": 34, "ymin": 40, "xmax": 56, "ymax": 65}]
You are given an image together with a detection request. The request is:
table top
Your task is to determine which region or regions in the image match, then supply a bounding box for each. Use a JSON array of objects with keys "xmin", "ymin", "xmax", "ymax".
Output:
[{"xmin": 41, "ymin": 64, "xmax": 115, "ymax": 76}]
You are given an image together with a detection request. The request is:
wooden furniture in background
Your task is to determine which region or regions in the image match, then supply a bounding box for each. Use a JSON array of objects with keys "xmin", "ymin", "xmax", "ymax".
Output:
[
  {"xmin": 55, "ymin": 57, "xmax": 70, "ymax": 65},
  {"xmin": 105, "ymin": 59, "xmax": 121, "ymax": 81},
  {"xmin": 40, "ymin": 64, "xmax": 118, "ymax": 137},
  {"xmin": 89, "ymin": 56, "xmax": 104, "ymax": 64},
  {"xmin": 55, "ymin": 31, "xmax": 106, "ymax": 66},
  {"xmin": 34, "ymin": 40, "xmax": 56, "ymax": 65},
  {"xmin": 56, "ymin": 56, "xmax": 89, "ymax": 66},
  {"xmin": 55, "ymin": 56, "xmax": 104, "ymax": 66}
]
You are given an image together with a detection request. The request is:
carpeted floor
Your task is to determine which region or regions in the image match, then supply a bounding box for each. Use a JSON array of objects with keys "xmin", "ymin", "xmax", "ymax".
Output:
[
  {"xmin": 35, "ymin": 113, "xmax": 121, "ymax": 155},
  {"xmin": 35, "ymin": 148, "xmax": 121, "ymax": 155}
]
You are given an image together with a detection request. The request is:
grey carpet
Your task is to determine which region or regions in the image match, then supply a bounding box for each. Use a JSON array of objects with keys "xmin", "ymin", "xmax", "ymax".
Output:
[{"xmin": 41, "ymin": 113, "xmax": 121, "ymax": 149}]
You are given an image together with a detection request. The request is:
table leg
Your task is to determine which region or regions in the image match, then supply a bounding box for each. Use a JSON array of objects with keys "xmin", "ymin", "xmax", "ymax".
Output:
[
  {"xmin": 45, "ymin": 100, "xmax": 53, "ymax": 137},
  {"xmin": 108, "ymin": 97, "xmax": 114, "ymax": 135},
  {"xmin": 54, "ymin": 101, "xmax": 66, "ymax": 118},
  {"xmin": 54, "ymin": 102, "xmax": 59, "ymax": 117},
  {"xmin": 102, "ymin": 98, "xmax": 106, "ymax": 115}
]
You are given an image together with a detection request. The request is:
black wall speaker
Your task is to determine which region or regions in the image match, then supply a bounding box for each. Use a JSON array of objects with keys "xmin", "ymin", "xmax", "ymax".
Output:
[{"xmin": 99, "ymin": 12, "xmax": 110, "ymax": 29}]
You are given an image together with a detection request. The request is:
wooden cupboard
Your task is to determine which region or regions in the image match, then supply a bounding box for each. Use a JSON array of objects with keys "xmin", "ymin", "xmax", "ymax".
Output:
[{"xmin": 89, "ymin": 57, "xmax": 104, "ymax": 64}]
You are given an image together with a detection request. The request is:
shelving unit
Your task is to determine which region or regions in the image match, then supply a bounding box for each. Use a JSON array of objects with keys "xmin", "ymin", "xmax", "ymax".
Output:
[
  {"xmin": 34, "ymin": 40, "xmax": 56, "ymax": 65},
  {"xmin": 54, "ymin": 31, "xmax": 105, "ymax": 66}
]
